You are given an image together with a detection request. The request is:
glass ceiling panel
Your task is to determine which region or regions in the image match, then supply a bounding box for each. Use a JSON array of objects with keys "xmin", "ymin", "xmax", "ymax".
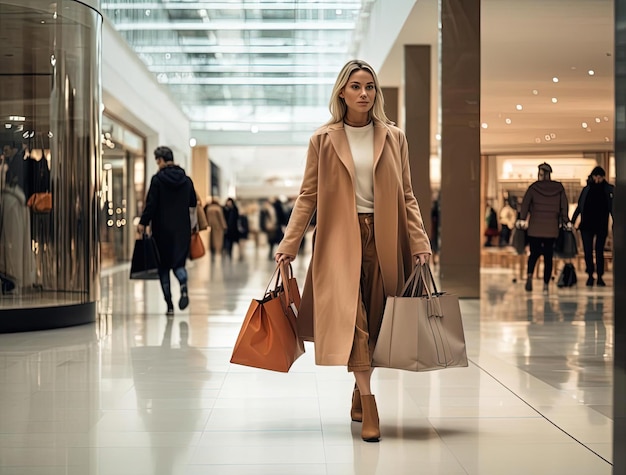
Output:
[{"xmin": 102, "ymin": 0, "xmax": 370, "ymax": 145}]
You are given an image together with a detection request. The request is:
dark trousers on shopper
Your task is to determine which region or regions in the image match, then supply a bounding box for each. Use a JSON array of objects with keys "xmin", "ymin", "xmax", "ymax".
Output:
[
  {"xmin": 527, "ymin": 237, "xmax": 555, "ymax": 284},
  {"xmin": 580, "ymin": 229, "xmax": 608, "ymax": 278}
]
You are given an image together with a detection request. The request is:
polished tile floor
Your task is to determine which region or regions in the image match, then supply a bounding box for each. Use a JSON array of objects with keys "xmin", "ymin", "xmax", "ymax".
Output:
[{"xmin": 0, "ymin": 241, "xmax": 614, "ymax": 474}]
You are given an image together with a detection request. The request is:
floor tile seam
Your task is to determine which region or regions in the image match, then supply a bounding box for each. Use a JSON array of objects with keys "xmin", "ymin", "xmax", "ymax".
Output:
[{"xmin": 468, "ymin": 358, "xmax": 613, "ymax": 466}]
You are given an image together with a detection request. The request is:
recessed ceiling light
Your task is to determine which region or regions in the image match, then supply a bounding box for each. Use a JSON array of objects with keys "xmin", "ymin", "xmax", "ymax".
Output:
[
  {"xmin": 605, "ymin": 136, "xmax": 610, "ymax": 142},
  {"xmin": 595, "ymin": 117, "xmax": 601, "ymax": 123},
  {"xmin": 532, "ymin": 90, "xmax": 539, "ymax": 95},
  {"xmin": 251, "ymin": 125, "xmax": 259, "ymax": 133},
  {"xmin": 535, "ymin": 138, "xmax": 541, "ymax": 143},
  {"xmin": 551, "ymin": 98, "xmax": 558, "ymax": 103},
  {"xmin": 603, "ymin": 116, "xmax": 609, "ymax": 121},
  {"xmin": 505, "ymin": 118, "xmax": 512, "ymax": 124},
  {"xmin": 435, "ymin": 134, "xmax": 441, "ymax": 140},
  {"xmin": 552, "ymin": 77, "xmax": 559, "ymax": 83},
  {"xmin": 481, "ymin": 123, "xmax": 489, "ymax": 129},
  {"xmin": 516, "ymin": 104, "xmax": 523, "ymax": 111},
  {"xmin": 544, "ymin": 135, "xmax": 551, "ymax": 141},
  {"xmin": 587, "ymin": 128, "xmax": 592, "ymax": 132},
  {"xmin": 582, "ymin": 122, "xmax": 588, "ymax": 128},
  {"xmin": 588, "ymin": 70, "xmax": 595, "ymax": 76}
]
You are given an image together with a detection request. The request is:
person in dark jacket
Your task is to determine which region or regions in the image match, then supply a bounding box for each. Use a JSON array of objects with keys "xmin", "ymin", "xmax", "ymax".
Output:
[
  {"xmin": 571, "ymin": 166, "xmax": 614, "ymax": 286},
  {"xmin": 138, "ymin": 146, "xmax": 197, "ymax": 315},
  {"xmin": 519, "ymin": 162, "xmax": 571, "ymax": 292},
  {"xmin": 222, "ymin": 197, "xmax": 240, "ymax": 259}
]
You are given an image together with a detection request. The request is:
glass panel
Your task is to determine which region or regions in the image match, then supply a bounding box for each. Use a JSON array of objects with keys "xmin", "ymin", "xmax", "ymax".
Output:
[
  {"xmin": 102, "ymin": 0, "xmax": 366, "ymax": 140},
  {"xmin": 0, "ymin": 0, "xmax": 102, "ymax": 309}
]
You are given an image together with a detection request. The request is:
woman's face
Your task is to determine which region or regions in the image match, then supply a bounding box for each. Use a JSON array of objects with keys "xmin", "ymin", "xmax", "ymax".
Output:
[{"xmin": 340, "ymin": 69, "xmax": 376, "ymax": 115}]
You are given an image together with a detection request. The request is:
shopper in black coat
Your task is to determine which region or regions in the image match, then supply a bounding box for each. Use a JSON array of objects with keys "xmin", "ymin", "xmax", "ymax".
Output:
[
  {"xmin": 138, "ymin": 146, "xmax": 197, "ymax": 315},
  {"xmin": 571, "ymin": 166, "xmax": 614, "ymax": 286}
]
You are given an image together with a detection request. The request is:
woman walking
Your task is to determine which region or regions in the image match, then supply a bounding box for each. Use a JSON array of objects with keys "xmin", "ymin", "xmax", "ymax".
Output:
[{"xmin": 275, "ymin": 59, "xmax": 431, "ymax": 442}]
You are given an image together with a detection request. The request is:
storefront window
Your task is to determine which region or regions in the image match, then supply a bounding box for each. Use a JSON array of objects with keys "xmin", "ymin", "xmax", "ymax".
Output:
[{"xmin": 0, "ymin": 0, "xmax": 102, "ymax": 313}]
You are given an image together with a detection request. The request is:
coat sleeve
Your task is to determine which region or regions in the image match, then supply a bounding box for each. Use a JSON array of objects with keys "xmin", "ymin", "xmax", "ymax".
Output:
[
  {"xmin": 139, "ymin": 175, "xmax": 159, "ymax": 226},
  {"xmin": 399, "ymin": 131, "xmax": 431, "ymax": 256},
  {"xmin": 571, "ymin": 186, "xmax": 586, "ymax": 225},
  {"xmin": 520, "ymin": 187, "xmax": 532, "ymax": 220},
  {"xmin": 276, "ymin": 136, "xmax": 319, "ymax": 257},
  {"xmin": 559, "ymin": 185, "xmax": 570, "ymax": 223}
]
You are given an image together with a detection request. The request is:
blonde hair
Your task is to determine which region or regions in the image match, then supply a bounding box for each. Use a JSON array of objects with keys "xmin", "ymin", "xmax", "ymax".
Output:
[{"xmin": 326, "ymin": 59, "xmax": 392, "ymax": 126}]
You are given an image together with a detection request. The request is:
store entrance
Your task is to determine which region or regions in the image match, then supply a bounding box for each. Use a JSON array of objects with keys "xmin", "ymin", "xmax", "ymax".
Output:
[{"xmin": 101, "ymin": 152, "xmax": 130, "ymax": 268}]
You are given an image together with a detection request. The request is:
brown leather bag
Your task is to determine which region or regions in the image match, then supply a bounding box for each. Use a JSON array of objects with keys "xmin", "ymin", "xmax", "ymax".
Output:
[
  {"xmin": 189, "ymin": 231, "xmax": 206, "ymax": 259},
  {"xmin": 26, "ymin": 192, "xmax": 52, "ymax": 213},
  {"xmin": 230, "ymin": 262, "xmax": 305, "ymax": 372}
]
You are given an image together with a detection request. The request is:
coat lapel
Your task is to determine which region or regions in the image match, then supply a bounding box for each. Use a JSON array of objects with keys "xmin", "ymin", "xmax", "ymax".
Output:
[
  {"xmin": 372, "ymin": 123, "xmax": 388, "ymax": 171},
  {"xmin": 327, "ymin": 124, "xmax": 355, "ymax": 184}
]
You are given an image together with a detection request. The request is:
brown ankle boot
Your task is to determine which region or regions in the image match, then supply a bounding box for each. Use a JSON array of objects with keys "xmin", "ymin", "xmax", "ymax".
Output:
[
  {"xmin": 351, "ymin": 386, "xmax": 362, "ymax": 422},
  {"xmin": 360, "ymin": 394, "xmax": 380, "ymax": 442}
]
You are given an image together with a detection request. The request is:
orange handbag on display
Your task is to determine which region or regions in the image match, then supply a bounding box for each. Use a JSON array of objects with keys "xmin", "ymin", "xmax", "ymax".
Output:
[
  {"xmin": 189, "ymin": 231, "xmax": 206, "ymax": 259},
  {"xmin": 230, "ymin": 262, "xmax": 305, "ymax": 372},
  {"xmin": 26, "ymin": 192, "xmax": 52, "ymax": 213}
]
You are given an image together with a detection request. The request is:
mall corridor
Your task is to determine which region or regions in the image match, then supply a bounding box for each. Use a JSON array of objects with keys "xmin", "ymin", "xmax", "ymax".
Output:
[{"xmin": 0, "ymin": 241, "xmax": 614, "ymax": 475}]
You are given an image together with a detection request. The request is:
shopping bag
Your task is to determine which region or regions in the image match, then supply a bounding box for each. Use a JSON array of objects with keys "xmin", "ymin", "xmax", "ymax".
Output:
[
  {"xmin": 511, "ymin": 227, "xmax": 527, "ymax": 255},
  {"xmin": 230, "ymin": 262, "xmax": 305, "ymax": 372},
  {"xmin": 557, "ymin": 263, "xmax": 577, "ymax": 288},
  {"xmin": 129, "ymin": 234, "xmax": 161, "ymax": 280},
  {"xmin": 189, "ymin": 231, "xmax": 206, "ymax": 260},
  {"xmin": 372, "ymin": 264, "xmax": 468, "ymax": 372},
  {"xmin": 554, "ymin": 228, "xmax": 577, "ymax": 259}
]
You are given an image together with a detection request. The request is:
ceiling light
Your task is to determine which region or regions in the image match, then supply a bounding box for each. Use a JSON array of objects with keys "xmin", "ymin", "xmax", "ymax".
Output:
[
  {"xmin": 595, "ymin": 117, "xmax": 601, "ymax": 123},
  {"xmin": 435, "ymin": 134, "xmax": 441, "ymax": 140},
  {"xmin": 516, "ymin": 104, "xmax": 523, "ymax": 111},
  {"xmin": 481, "ymin": 123, "xmax": 488, "ymax": 129},
  {"xmin": 588, "ymin": 70, "xmax": 595, "ymax": 76},
  {"xmin": 551, "ymin": 97, "xmax": 558, "ymax": 103},
  {"xmin": 544, "ymin": 135, "xmax": 551, "ymax": 141},
  {"xmin": 535, "ymin": 138, "xmax": 541, "ymax": 143},
  {"xmin": 251, "ymin": 125, "xmax": 259, "ymax": 134},
  {"xmin": 587, "ymin": 128, "xmax": 592, "ymax": 132},
  {"xmin": 145, "ymin": 9, "xmax": 151, "ymax": 16},
  {"xmin": 189, "ymin": 138, "xmax": 197, "ymax": 147},
  {"xmin": 603, "ymin": 116, "xmax": 609, "ymax": 121},
  {"xmin": 552, "ymin": 77, "xmax": 559, "ymax": 83},
  {"xmin": 550, "ymin": 133, "xmax": 556, "ymax": 139},
  {"xmin": 532, "ymin": 90, "xmax": 539, "ymax": 95},
  {"xmin": 505, "ymin": 118, "xmax": 512, "ymax": 124},
  {"xmin": 605, "ymin": 136, "xmax": 610, "ymax": 142},
  {"xmin": 581, "ymin": 122, "xmax": 588, "ymax": 128},
  {"xmin": 336, "ymin": 9, "xmax": 343, "ymax": 15}
]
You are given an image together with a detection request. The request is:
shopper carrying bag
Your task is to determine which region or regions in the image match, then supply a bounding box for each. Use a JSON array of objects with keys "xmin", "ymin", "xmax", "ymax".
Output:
[
  {"xmin": 230, "ymin": 261, "xmax": 305, "ymax": 373},
  {"xmin": 372, "ymin": 264, "xmax": 468, "ymax": 372}
]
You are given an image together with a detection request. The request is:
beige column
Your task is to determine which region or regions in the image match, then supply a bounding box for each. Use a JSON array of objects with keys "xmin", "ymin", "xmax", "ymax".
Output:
[
  {"xmin": 404, "ymin": 45, "xmax": 432, "ymax": 237},
  {"xmin": 191, "ymin": 146, "xmax": 209, "ymax": 204},
  {"xmin": 439, "ymin": 0, "xmax": 481, "ymax": 297}
]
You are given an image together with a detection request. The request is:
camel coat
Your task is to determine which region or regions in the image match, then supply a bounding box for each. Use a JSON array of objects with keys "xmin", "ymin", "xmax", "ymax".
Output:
[{"xmin": 276, "ymin": 121, "xmax": 431, "ymax": 366}]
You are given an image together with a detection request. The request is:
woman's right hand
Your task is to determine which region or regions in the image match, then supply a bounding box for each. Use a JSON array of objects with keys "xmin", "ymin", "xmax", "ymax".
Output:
[{"xmin": 275, "ymin": 253, "xmax": 295, "ymax": 264}]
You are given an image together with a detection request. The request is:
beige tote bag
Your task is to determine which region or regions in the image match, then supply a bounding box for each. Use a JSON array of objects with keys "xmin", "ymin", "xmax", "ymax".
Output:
[{"xmin": 372, "ymin": 265, "xmax": 468, "ymax": 372}]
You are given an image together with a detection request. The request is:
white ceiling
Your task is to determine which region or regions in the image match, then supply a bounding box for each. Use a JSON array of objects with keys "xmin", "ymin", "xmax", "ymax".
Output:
[
  {"xmin": 212, "ymin": 0, "xmax": 615, "ymax": 197},
  {"xmin": 379, "ymin": 0, "xmax": 614, "ymax": 154}
]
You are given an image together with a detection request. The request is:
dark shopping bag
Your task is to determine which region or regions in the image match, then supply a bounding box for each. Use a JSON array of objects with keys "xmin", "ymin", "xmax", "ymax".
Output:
[
  {"xmin": 557, "ymin": 263, "xmax": 577, "ymax": 288},
  {"xmin": 129, "ymin": 234, "xmax": 161, "ymax": 280},
  {"xmin": 554, "ymin": 228, "xmax": 577, "ymax": 259},
  {"xmin": 372, "ymin": 264, "xmax": 468, "ymax": 372},
  {"xmin": 230, "ymin": 262, "xmax": 305, "ymax": 372},
  {"xmin": 511, "ymin": 227, "xmax": 527, "ymax": 255}
]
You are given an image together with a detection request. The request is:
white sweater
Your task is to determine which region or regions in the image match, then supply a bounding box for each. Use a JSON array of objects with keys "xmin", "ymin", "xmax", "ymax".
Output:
[{"xmin": 344, "ymin": 122, "xmax": 374, "ymax": 213}]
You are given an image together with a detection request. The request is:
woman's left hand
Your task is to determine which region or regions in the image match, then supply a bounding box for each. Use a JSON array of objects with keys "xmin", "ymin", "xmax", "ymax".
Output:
[{"xmin": 414, "ymin": 253, "xmax": 430, "ymax": 266}]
